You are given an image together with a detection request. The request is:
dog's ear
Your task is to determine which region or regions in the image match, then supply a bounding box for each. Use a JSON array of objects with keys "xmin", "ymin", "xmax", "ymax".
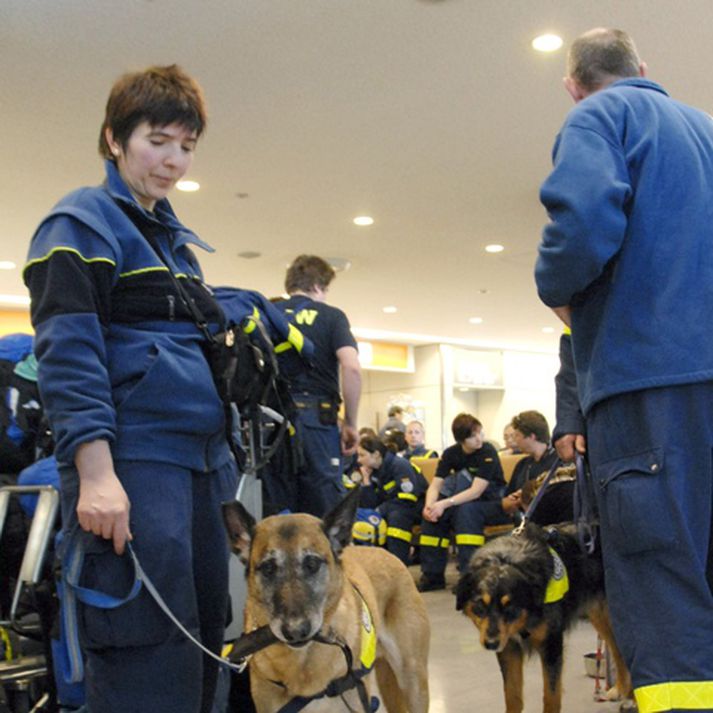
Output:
[
  {"xmin": 222, "ymin": 499, "xmax": 255, "ymax": 565},
  {"xmin": 455, "ymin": 570, "xmax": 475, "ymax": 612},
  {"xmin": 322, "ymin": 487, "xmax": 360, "ymax": 559}
]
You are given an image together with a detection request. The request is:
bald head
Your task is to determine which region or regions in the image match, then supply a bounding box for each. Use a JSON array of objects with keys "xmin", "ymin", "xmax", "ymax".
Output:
[{"xmin": 567, "ymin": 28, "xmax": 643, "ymax": 94}]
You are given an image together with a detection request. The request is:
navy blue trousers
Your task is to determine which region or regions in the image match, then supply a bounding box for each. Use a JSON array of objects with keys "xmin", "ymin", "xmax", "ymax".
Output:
[
  {"xmin": 420, "ymin": 499, "xmax": 511, "ymax": 575},
  {"xmin": 59, "ymin": 460, "xmax": 238, "ymax": 713},
  {"xmin": 588, "ymin": 383, "xmax": 713, "ymax": 712}
]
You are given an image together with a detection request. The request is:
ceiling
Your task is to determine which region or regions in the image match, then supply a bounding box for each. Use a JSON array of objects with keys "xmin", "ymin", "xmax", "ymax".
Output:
[{"xmin": 3, "ymin": 0, "xmax": 711, "ymax": 353}]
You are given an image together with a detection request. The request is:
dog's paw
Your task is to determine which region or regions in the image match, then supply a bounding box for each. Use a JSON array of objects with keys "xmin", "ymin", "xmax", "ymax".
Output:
[
  {"xmin": 619, "ymin": 700, "xmax": 637, "ymax": 712},
  {"xmin": 605, "ymin": 685, "xmax": 622, "ymax": 701}
]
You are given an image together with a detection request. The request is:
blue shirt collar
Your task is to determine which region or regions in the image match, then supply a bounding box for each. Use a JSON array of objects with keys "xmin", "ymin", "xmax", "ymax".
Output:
[
  {"xmin": 607, "ymin": 77, "xmax": 669, "ymax": 97},
  {"xmin": 102, "ymin": 159, "xmax": 215, "ymax": 253}
]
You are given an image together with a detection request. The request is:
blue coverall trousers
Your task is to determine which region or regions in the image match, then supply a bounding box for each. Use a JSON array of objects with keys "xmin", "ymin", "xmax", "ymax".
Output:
[
  {"xmin": 59, "ymin": 460, "xmax": 238, "ymax": 713},
  {"xmin": 587, "ymin": 383, "xmax": 713, "ymax": 713}
]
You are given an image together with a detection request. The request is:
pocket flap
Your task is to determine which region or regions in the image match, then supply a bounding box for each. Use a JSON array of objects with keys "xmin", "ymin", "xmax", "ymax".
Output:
[{"xmin": 595, "ymin": 447, "xmax": 664, "ymax": 487}]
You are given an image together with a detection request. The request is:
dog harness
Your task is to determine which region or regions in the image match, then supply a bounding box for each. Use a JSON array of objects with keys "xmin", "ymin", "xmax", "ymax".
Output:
[
  {"xmin": 544, "ymin": 547, "xmax": 570, "ymax": 604},
  {"xmin": 272, "ymin": 585, "xmax": 379, "ymax": 713}
]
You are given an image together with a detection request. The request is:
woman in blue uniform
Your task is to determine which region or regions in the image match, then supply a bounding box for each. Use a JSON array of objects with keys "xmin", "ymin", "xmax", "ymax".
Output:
[
  {"xmin": 24, "ymin": 65, "xmax": 237, "ymax": 713},
  {"xmin": 355, "ymin": 435, "xmax": 428, "ymax": 564}
]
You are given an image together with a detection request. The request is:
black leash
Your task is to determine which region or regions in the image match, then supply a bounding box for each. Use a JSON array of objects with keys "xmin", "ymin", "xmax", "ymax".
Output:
[
  {"xmin": 512, "ymin": 458, "xmax": 561, "ymax": 536},
  {"xmin": 573, "ymin": 451, "xmax": 597, "ymax": 554}
]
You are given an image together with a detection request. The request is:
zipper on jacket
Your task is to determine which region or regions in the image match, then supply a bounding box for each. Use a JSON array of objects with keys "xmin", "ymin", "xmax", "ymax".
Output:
[{"xmin": 167, "ymin": 294, "xmax": 176, "ymax": 321}]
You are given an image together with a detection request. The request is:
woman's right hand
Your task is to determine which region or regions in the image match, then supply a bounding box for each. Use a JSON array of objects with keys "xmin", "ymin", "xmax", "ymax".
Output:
[{"xmin": 75, "ymin": 440, "xmax": 132, "ymax": 555}]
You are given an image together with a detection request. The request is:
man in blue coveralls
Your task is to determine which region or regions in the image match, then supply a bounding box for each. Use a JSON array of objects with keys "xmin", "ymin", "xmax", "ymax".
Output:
[
  {"xmin": 536, "ymin": 28, "xmax": 713, "ymax": 712},
  {"xmin": 274, "ymin": 255, "xmax": 361, "ymax": 517}
]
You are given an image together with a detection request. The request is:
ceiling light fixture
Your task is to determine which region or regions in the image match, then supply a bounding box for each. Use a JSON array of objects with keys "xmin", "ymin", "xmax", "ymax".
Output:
[
  {"xmin": 542, "ymin": 327, "xmax": 556, "ymax": 333},
  {"xmin": 0, "ymin": 261, "xmax": 17, "ymax": 270},
  {"xmin": 353, "ymin": 216, "xmax": 374, "ymax": 226},
  {"xmin": 176, "ymin": 180, "xmax": 200, "ymax": 192},
  {"xmin": 383, "ymin": 306, "xmax": 398, "ymax": 314},
  {"xmin": 469, "ymin": 317, "xmax": 483, "ymax": 324},
  {"xmin": 532, "ymin": 34, "xmax": 563, "ymax": 52},
  {"xmin": 485, "ymin": 244, "xmax": 504, "ymax": 253}
]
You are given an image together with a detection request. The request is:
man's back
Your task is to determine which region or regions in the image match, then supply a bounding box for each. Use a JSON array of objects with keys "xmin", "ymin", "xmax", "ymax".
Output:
[{"xmin": 537, "ymin": 77, "xmax": 713, "ymax": 413}]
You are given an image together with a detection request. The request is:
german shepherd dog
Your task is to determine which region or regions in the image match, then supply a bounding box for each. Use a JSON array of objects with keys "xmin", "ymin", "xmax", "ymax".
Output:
[
  {"xmin": 222, "ymin": 488, "xmax": 430, "ymax": 712},
  {"xmin": 455, "ymin": 523, "xmax": 633, "ymax": 713}
]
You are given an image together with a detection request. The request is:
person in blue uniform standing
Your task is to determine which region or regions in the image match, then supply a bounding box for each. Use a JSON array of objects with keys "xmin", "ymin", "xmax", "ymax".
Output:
[
  {"xmin": 23, "ymin": 65, "xmax": 238, "ymax": 713},
  {"xmin": 536, "ymin": 28, "xmax": 713, "ymax": 712},
  {"xmin": 274, "ymin": 255, "xmax": 361, "ymax": 517},
  {"xmin": 417, "ymin": 413, "xmax": 504, "ymax": 591},
  {"xmin": 354, "ymin": 434, "xmax": 428, "ymax": 564}
]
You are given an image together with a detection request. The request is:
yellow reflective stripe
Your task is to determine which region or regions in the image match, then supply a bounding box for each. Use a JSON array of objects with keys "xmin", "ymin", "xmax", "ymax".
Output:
[
  {"xmin": 563, "ymin": 326, "xmax": 572, "ymax": 335},
  {"xmin": 397, "ymin": 492, "xmax": 418, "ymax": 502},
  {"xmin": 544, "ymin": 547, "xmax": 570, "ymax": 604},
  {"xmin": 386, "ymin": 526, "xmax": 413, "ymax": 543},
  {"xmin": 287, "ymin": 323, "xmax": 304, "ymax": 353},
  {"xmin": 455, "ymin": 534, "xmax": 485, "ymax": 546},
  {"xmin": 25, "ymin": 246, "xmax": 116, "ymax": 273},
  {"xmin": 120, "ymin": 266, "xmax": 169, "ymax": 278},
  {"xmin": 383, "ymin": 481, "xmax": 396, "ymax": 491},
  {"xmin": 243, "ymin": 308, "xmax": 260, "ymax": 335},
  {"xmin": 275, "ymin": 341, "xmax": 292, "ymax": 353},
  {"xmin": 635, "ymin": 681, "xmax": 713, "ymax": 712},
  {"xmin": 420, "ymin": 535, "xmax": 450, "ymax": 548}
]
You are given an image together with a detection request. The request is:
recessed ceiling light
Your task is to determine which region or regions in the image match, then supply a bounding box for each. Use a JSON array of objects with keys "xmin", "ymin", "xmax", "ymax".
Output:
[
  {"xmin": 485, "ymin": 244, "xmax": 504, "ymax": 253},
  {"xmin": 0, "ymin": 261, "xmax": 16, "ymax": 270},
  {"xmin": 353, "ymin": 216, "xmax": 374, "ymax": 226},
  {"xmin": 532, "ymin": 34, "xmax": 563, "ymax": 52},
  {"xmin": 176, "ymin": 180, "xmax": 200, "ymax": 192},
  {"xmin": 238, "ymin": 251, "xmax": 261, "ymax": 259},
  {"xmin": 383, "ymin": 306, "xmax": 398, "ymax": 314},
  {"xmin": 458, "ymin": 387, "xmax": 471, "ymax": 393},
  {"xmin": 542, "ymin": 327, "xmax": 556, "ymax": 333},
  {"xmin": 469, "ymin": 317, "xmax": 483, "ymax": 325}
]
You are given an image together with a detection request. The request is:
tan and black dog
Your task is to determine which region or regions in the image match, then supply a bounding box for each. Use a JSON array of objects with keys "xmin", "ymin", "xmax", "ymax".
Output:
[
  {"xmin": 455, "ymin": 523, "xmax": 633, "ymax": 713},
  {"xmin": 223, "ymin": 488, "xmax": 430, "ymax": 712}
]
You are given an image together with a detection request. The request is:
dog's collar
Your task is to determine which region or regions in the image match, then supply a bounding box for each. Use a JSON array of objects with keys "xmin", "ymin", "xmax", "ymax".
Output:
[{"xmin": 544, "ymin": 547, "xmax": 570, "ymax": 604}]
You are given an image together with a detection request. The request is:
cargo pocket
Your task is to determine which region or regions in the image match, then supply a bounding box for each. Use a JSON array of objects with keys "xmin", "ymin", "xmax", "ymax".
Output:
[
  {"xmin": 595, "ymin": 447, "xmax": 675, "ymax": 556},
  {"xmin": 77, "ymin": 538, "xmax": 172, "ymax": 650}
]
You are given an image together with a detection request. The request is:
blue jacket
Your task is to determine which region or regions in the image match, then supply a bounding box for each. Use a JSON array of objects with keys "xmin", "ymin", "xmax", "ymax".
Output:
[
  {"xmin": 359, "ymin": 451, "xmax": 428, "ymax": 510},
  {"xmin": 536, "ymin": 79, "xmax": 713, "ymax": 413},
  {"xmin": 24, "ymin": 161, "xmax": 231, "ymax": 470}
]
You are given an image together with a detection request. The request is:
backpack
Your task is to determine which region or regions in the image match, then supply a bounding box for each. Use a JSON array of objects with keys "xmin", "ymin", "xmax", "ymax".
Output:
[{"xmin": 0, "ymin": 334, "xmax": 43, "ymax": 474}]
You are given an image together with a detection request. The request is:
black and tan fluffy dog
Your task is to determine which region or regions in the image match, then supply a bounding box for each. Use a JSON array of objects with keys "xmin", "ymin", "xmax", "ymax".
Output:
[
  {"xmin": 223, "ymin": 487, "xmax": 430, "ymax": 712},
  {"xmin": 455, "ymin": 523, "xmax": 633, "ymax": 713}
]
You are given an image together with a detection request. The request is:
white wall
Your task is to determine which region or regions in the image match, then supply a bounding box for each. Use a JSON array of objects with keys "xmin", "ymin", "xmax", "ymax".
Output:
[{"xmin": 358, "ymin": 345, "xmax": 559, "ymax": 451}]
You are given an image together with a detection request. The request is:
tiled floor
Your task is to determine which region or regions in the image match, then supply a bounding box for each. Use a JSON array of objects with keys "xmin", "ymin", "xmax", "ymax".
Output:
[{"xmin": 413, "ymin": 562, "xmax": 626, "ymax": 713}]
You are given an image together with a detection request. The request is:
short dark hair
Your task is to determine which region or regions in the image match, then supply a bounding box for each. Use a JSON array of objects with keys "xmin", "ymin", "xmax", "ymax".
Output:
[
  {"xmin": 388, "ymin": 405, "xmax": 403, "ymax": 418},
  {"xmin": 284, "ymin": 255, "xmax": 336, "ymax": 294},
  {"xmin": 567, "ymin": 28, "xmax": 641, "ymax": 92},
  {"xmin": 382, "ymin": 430, "xmax": 406, "ymax": 454},
  {"xmin": 359, "ymin": 435, "xmax": 387, "ymax": 456},
  {"xmin": 98, "ymin": 64, "xmax": 207, "ymax": 160},
  {"xmin": 451, "ymin": 413, "xmax": 482, "ymax": 443},
  {"xmin": 510, "ymin": 410, "xmax": 550, "ymax": 444}
]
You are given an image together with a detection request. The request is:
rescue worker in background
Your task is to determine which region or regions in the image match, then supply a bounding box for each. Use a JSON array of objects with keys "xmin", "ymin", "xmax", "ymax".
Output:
[
  {"xmin": 536, "ymin": 28, "xmax": 713, "ymax": 709},
  {"xmin": 417, "ymin": 413, "xmax": 504, "ymax": 592},
  {"xmin": 23, "ymin": 66, "xmax": 237, "ymax": 713},
  {"xmin": 354, "ymin": 435, "xmax": 428, "ymax": 565},
  {"xmin": 276, "ymin": 254, "xmax": 361, "ymax": 516},
  {"xmin": 402, "ymin": 420, "xmax": 439, "ymax": 460}
]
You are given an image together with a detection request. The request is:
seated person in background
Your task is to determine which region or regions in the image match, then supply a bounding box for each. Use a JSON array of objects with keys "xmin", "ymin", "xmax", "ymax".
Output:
[
  {"xmin": 502, "ymin": 410, "xmax": 571, "ymax": 524},
  {"xmin": 382, "ymin": 429, "xmax": 407, "ymax": 455},
  {"xmin": 418, "ymin": 414, "xmax": 505, "ymax": 591},
  {"xmin": 378, "ymin": 405, "xmax": 406, "ymax": 438},
  {"xmin": 351, "ymin": 434, "xmax": 428, "ymax": 565},
  {"xmin": 402, "ymin": 420, "xmax": 439, "ymax": 460},
  {"xmin": 499, "ymin": 423, "xmax": 521, "ymax": 455}
]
